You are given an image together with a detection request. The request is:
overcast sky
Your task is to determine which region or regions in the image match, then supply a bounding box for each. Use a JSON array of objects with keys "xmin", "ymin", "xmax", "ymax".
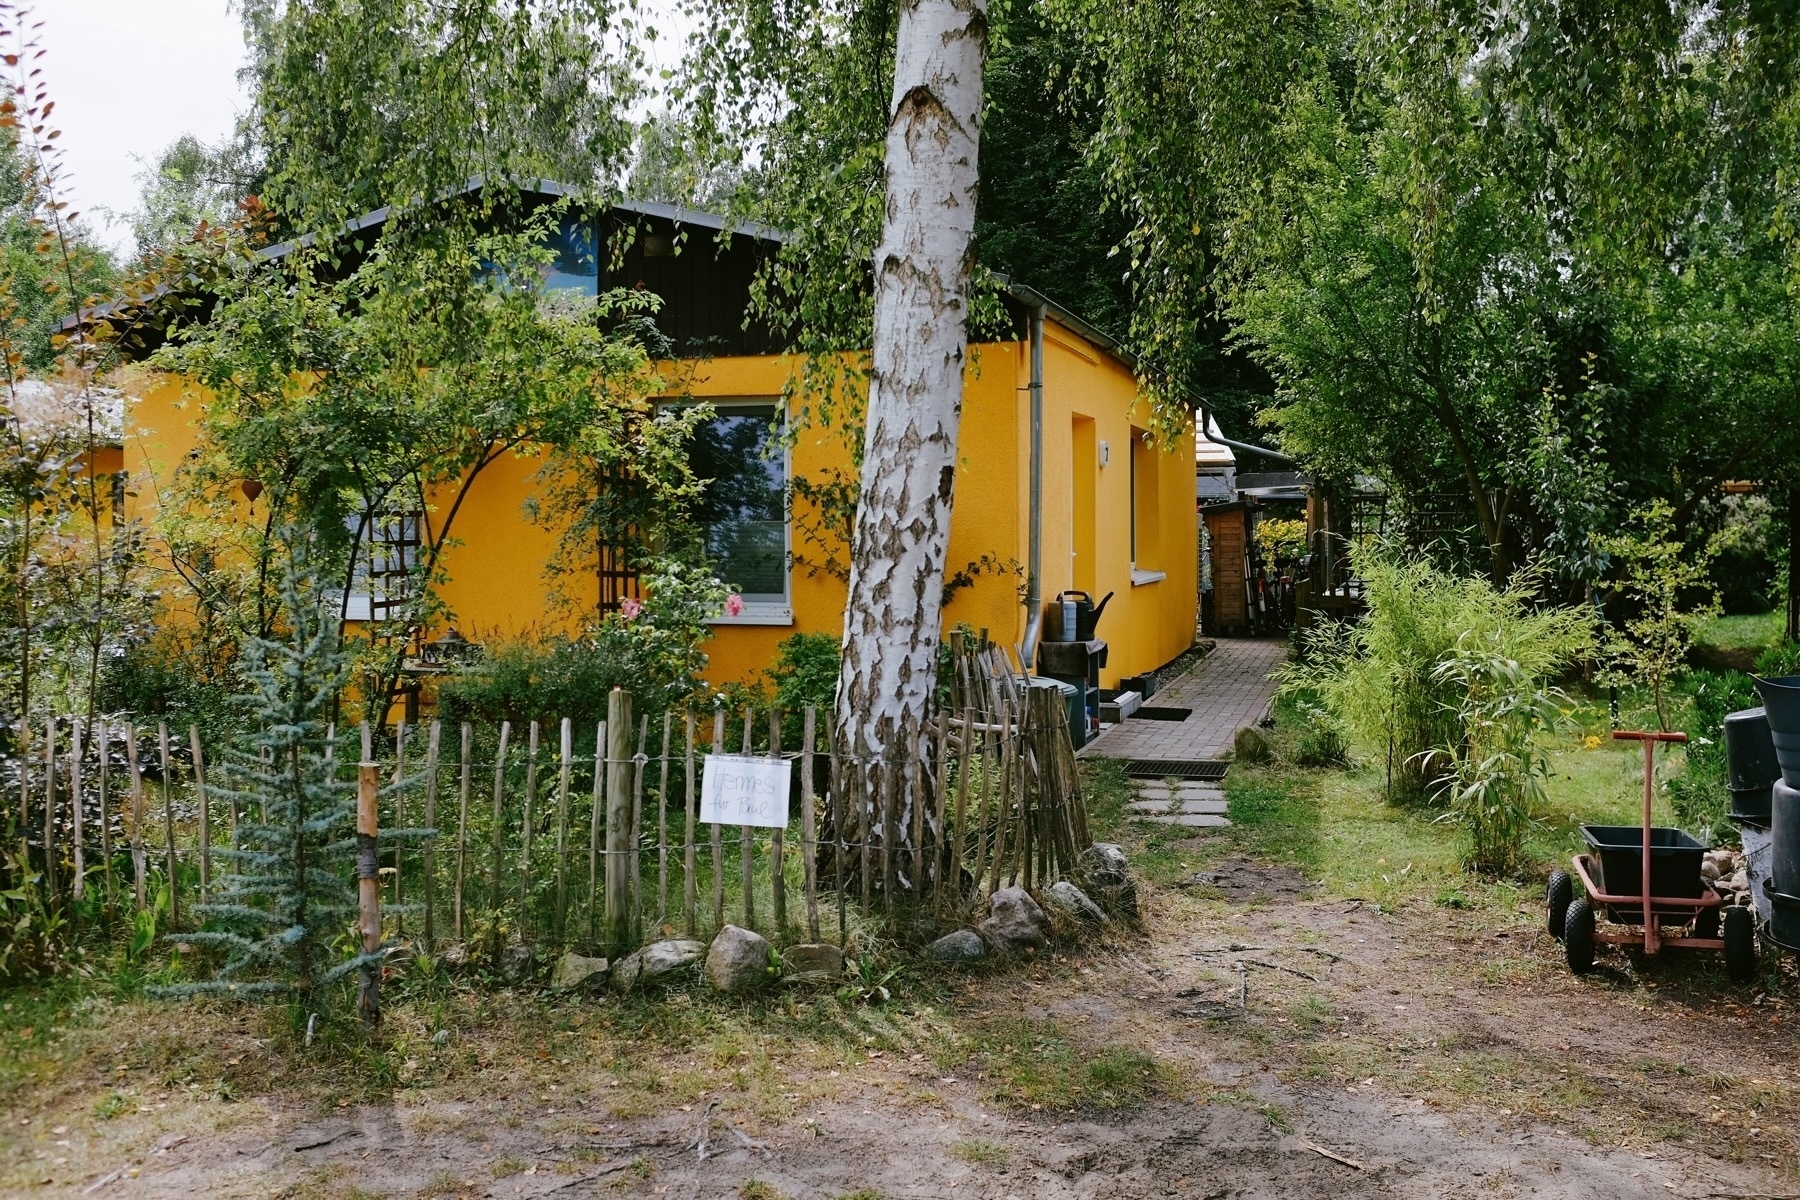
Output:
[{"xmin": 41, "ymin": 0, "xmax": 251, "ymax": 255}]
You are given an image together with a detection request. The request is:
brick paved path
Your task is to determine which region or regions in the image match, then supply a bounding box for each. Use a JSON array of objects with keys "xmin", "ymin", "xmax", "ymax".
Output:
[{"xmin": 1081, "ymin": 637, "xmax": 1289, "ymax": 761}]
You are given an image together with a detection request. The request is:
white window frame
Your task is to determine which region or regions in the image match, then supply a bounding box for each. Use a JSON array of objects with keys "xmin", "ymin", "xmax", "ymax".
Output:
[{"xmin": 339, "ymin": 509, "xmax": 422, "ymax": 623}]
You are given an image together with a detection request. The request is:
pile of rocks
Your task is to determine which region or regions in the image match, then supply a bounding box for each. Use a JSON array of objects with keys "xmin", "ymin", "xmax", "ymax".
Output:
[
  {"xmin": 549, "ymin": 929, "xmax": 847, "ymax": 996},
  {"xmin": 923, "ymin": 841, "xmax": 1137, "ymax": 964},
  {"xmin": 1705, "ymin": 848, "xmax": 1752, "ymax": 907}
]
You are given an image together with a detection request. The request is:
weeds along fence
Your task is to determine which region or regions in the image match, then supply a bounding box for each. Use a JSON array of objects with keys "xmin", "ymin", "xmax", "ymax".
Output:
[{"xmin": 5, "ymin": 641, "xmax": 1090, "ymax": 960}]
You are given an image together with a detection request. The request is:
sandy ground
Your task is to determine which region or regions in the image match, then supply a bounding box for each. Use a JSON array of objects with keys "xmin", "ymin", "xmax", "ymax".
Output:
[{"xmin": 10, "ymin": 859, "xmax": 1800, "ymax": 1199}]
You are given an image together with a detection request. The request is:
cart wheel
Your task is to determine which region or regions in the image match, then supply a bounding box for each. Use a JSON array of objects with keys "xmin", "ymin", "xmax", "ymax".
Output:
[
  {"xmin": 1564, "ymin": 898, "xmax": 1596, "ymax": 974},
  {"xmin": 1694, "ymin": 904, "xmax": 1720, "ymax": 940},
  {"xmin": 1723, "ymin": 906, "xmax": 1757, "ymax": 982},
  {"xmin": 1547, "ymin": 870, "xmax": 1573, "ymax": 940}
]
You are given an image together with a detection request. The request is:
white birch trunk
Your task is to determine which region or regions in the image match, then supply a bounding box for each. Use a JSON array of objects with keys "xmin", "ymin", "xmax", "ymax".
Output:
[{"xmin": 832, "ymin": 0, "xmax": 988, "ymax": 888}]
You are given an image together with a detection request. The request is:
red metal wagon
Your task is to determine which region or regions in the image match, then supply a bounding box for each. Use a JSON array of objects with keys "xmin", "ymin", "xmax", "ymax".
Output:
[{"xmin": 1546, "ymin": 730, "xmax": 1757, "ymax": 980}]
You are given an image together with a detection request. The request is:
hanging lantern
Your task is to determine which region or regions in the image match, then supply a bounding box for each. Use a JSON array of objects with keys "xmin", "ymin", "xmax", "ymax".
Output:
[{"xmin": 240, "ymin": 477, "xmax": 264, "ymax": 504}]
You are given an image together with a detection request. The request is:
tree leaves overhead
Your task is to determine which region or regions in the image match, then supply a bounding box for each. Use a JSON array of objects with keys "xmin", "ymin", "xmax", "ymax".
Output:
[{"xmin": 241, "ymin": 0, "xmax": 645, "ymax": 237}]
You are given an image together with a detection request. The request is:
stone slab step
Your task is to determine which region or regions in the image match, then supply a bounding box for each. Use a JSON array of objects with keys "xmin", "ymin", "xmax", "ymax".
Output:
[
  {"xmin": 1141, "ymin": 813, "xmax": 1232, "ymax": 828},
  {"xmin": 1134, "ymin": 785, "xmax": 1227, "ymax": 801},
  {"xmin": 1125, "ymin": 799, "xmax": 1229, "ymax": 815}
]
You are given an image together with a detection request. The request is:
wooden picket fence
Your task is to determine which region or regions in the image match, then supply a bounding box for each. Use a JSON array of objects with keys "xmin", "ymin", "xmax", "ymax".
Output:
[{"xmin": 6, "ymin": 637, "xmax": 1091, "ymax": 960}]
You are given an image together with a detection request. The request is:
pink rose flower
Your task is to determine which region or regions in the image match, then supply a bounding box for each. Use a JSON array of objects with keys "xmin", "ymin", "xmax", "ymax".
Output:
[
  {"xmin": 724, "ymin": 593, "xmax": 745, "ymax": 617},
  {"xmin": 618, "ymin": 597, "xmax": 642, "ymax": 619}
]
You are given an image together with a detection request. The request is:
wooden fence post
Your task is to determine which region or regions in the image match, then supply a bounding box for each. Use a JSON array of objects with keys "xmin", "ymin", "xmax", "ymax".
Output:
[
  {"xmin": 801, "ymin": 706, "xmax": 819, "ymax": 943},
  {"xmin": 588, "ymin": 720, "xmax": 605, "ymax": 945},
  {"xmin": 455, "ymin": 722, "xmax": 472, "ymax": 941},
  {"xmin": 157, "ymin": 722, "xmax": 178, "ymax": 928},
  {"xmin": 522, "ymin": 720, "xmax": 539, "ymax": 925},
  {"xmin": 931, "ymin": 710, "xmax": 950, "ymax": 913},
  {"xmin": 356, "ymin": 759, "xmax": 382, "ymax": 1026},
  {"xmin": 125, "ymin": 725, "xmax": 146, "ymax": 912},
  {"xmin": 423, "ymin": 720, "xmax": 441, "ymax": 947},
  {"xmin": 710, "ymin": 709, "xmax": 725, "ymax": 934},
  {"xmin": 603, "ymin": 689, "xmax": 633, "ymax": 957},
  {"xmin": 740, "ymin": 709, "xmax": 755, "ymax": 930},
  {"xmin": 97, "ymin": 720, "xmax": 114, "ymax": 911},
  {"xmin": 657, "ymin": 712, "xmax": 672, "ymax": 933},
  {"xmin": 42, "ymin": 716, "xmax": 57, "ymax": 906},
  {"xmin": 490, "ymin": 721, "xmax": 510, "ymax": 927},
  {"xmin": 770, "ymin": 708, "xmax": 786, "ymax": 937},
  {"xmin": 553, "ymin": 718, "xmax": 572, "ymax": 943},
  {"xmin": 189, "ymin": 726, "xmax": 208, "ymax": 900},
  {"xmin": 683, "ymin": 710, "xmax": 697, "ymax": 936},
  {"xmin": 630, "ymin": 715, "xmax": 649, "ymax": 944},
  {"xmin": 70, "ymin": 718, "xmax": 85, "ymax": 903},
  {"xmin": 393, "ymin": 722, "xmax": 407, "ymax": 934}
]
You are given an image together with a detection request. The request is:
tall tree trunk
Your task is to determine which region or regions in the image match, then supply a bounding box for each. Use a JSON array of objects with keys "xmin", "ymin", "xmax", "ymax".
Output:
[{"xmin": 832, "ymin": 0, "xmax": 988, "ymax": 894}]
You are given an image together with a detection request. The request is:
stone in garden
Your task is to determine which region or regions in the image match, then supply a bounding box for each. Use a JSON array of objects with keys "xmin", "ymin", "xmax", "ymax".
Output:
[
  {"xmin": 705, "ymin": 924, "xmax": 774, "ymax": 992},
  {"xmin": 1076, "ymin": 842, "xmax": 1140, "ymax": 919},
  {"xmin": 501, "ymin": 938, "xmax": 534, "ymax": 983},
  {"xmin": 610, "ymin": 938, "xmax": 706, "ymax": 993},
  {"xmin": 780, "ymin": 943, "xmax": 844, "ymax": 984},
  {"xmin": 924, "ymin": 929, "xmax": 987, "ymax": 963},
  {"xmin": 978, "ymin": 886, "xmax": 1051, "ymax": 956},
  {"xmin": 1046, "ymin": 880, "xmax": 1107, "ymax": 925},
  {"xmin": 550, "ymin": 951, "xmax": 609, "ymax": 991},
  {"xmin": 1233, "ymin": 725, "xmax": 1272, "ymax": 763}
]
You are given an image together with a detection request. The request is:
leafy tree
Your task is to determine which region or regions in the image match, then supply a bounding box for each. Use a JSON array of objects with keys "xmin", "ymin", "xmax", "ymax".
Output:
[
  {"xmin": 124, "ymin": 134, "xmax": 262, "ymax": 260},
  {"xmin": 1594, "ymin": 501, "xmax": 1721, "ymax": 733}
]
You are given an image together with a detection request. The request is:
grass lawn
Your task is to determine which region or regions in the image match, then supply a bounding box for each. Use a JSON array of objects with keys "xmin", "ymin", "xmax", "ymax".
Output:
[{"xmin": 1696, "ymin": 610, "xmax": 1787, "ymax": 653}]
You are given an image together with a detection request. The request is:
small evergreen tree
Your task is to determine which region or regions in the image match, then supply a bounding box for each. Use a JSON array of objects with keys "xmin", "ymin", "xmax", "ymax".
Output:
[{"xmin": 156, "ymin": 542, "xmax": 377, "ymax": 1010}]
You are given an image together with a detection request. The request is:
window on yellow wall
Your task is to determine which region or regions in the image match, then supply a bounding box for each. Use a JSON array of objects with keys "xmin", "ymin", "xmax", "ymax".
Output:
[
  {"xmin": 1130, "ymin": 430, "xmax": 1164, "ymax": 584},
  {"xmin": 686, "ymin": 401, "xmax": 792, "ymax": 621}
]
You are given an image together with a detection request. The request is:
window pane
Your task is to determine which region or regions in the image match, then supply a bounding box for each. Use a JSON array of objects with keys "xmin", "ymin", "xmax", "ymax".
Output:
[
  {"xmin": 689, "ymin": 406, "xmax": 786, "ymax": 600},
  {"xmin": 543, "ymin": 214, "xmax": 597, "ymax": 293}
]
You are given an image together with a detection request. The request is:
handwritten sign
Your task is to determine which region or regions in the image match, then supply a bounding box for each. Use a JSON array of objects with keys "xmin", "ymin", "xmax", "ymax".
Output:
[{"xmin": 700, "ymin": 754, "xmax": 792, "ymax": 828}]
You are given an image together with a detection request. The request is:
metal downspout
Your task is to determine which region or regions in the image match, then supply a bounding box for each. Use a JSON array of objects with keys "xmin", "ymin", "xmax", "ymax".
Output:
[{"xmin": 1021, "ymin": 304, "xmax": 1046, "ymax": 673}]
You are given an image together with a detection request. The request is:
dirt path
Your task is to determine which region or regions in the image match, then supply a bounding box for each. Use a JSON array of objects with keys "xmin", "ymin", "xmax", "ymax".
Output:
[{"xmin": 33, "ymin": 874, "xmax": 1798, "ymax": 1200}]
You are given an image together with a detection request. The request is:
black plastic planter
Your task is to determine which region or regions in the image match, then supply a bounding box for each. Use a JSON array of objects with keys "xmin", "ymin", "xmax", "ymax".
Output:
[
  {"xmin": 1765, "ymin": 879, "xmax": 1800, "ymax": 952},
  {"xmin": 1731, "ymin": 785, "xmax": 1773, "ymax": 827},
  {"xmin": 1776, "ymin": 778, "xmax": 1800, "ymax": 896},
  {"xmin": 1754, "ymin": 676, "xmax": 1800, "ymax": 787},
  {"xmin": 1724, "ymin": 707, "xmax": 1781, "ymax": 791}
]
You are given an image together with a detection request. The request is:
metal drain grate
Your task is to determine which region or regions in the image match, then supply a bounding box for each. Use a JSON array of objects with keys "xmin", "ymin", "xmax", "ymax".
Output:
[
  {"xmin": 1121, "ymin": 759, "xmax": 1229, "ymax": 781},
  {"xmin": 1129, "ymin": 706, "xmax": 1193, "ymax": 722}
]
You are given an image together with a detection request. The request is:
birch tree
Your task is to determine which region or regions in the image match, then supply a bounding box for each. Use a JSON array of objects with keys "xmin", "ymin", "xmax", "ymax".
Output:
[{"xmin": 831, "ymin": 0, "xmax": 987, "ymax": 887}]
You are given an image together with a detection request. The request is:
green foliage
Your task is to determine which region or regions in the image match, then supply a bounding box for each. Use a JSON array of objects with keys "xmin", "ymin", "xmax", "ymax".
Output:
[
  {"xmin": 1594, "ymin": 501, "xmax": 1721, "ymax": 732},
  {"xmin": 154, "ymin": 545, "xmax": 376, "ymax": 1007},
  {"xmin": 764, "ymin": 632, "xmax": 839, "ymax": 712},
  {"xmin": 1669, "ymin": 669, "xmax": 1759, "ymax": 845},
  {"xmin": 1420, "ymin": 645, "xmax": 1569, "ymax": 876},
  {"xmin": 1254, "ymin": 517, "xmax": 1308, "ymax": 566},
  {"xmin": 1284, "ymin": 551, "xmax": 1593, "ymax": 804},
  {"xmin": 438, "ymin": 555, "xmax": 734, "ymax": 725}
]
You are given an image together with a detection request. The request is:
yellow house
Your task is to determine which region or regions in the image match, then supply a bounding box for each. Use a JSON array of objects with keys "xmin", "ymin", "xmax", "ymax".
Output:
[{"xmin": 115, "ymin": 184, "xmax": 1197, "ymax": 693}]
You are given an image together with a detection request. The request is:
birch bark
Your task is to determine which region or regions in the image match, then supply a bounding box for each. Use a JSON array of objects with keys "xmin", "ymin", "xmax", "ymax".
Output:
[{"xmin": 833, "ymin": 0, "xmax": 988, "ymax": 891}]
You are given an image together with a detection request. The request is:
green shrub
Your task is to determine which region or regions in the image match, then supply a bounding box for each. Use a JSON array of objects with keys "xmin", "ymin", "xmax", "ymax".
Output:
[
  {"xmin": 437, "ymin": 554, "xmax": 732, "ymax": 724},
  {"xmin": 1669, "ymin": 669, "xmax": 1759, "ymax": 844},
  {"xmin": 1283, "ymin": 550, "xmax": 1593, "ymax": 803},
  {"xmin": 1420, "ymin": 644, "xmax": 1568, "ymax": 875}
]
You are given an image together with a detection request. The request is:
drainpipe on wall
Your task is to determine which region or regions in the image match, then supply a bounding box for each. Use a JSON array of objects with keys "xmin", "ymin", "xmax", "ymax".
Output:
[{"xmin": 1021, "ymin": 303, "xmax": 1047, "ymax": 674}]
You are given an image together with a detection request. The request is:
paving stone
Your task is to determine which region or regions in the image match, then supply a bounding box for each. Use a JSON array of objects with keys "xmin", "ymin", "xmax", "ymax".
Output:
[
  {"xmin": 1143, "ymin": 813, "xmax": 1233, "ymax": 828},
  {"xmin": 1125, "ymin": 799, "xmax": 1228, "ymax": 815}
]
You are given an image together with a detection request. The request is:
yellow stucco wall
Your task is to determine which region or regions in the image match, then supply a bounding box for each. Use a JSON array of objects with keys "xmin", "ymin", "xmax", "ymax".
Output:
[{"xmin": 118, "ymin": 322, "xmax": 1197, "ymax": 692}]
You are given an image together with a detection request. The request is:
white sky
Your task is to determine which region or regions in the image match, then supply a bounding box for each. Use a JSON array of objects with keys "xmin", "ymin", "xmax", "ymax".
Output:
[{"xmin": 40, "ymin": 0, "xmax": 252, "ymax": 255}]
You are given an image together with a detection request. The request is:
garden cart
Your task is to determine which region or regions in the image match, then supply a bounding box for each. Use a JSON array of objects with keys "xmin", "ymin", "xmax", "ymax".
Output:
[{"xmin": 1546, "ymin": 730, "xmax": 1757, "ymax": 981}]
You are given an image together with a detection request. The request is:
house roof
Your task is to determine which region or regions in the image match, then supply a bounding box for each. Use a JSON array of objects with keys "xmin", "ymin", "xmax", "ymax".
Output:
[
  {"xmin": 67, "ymin": 175, "xmax": 1292, "ymax": 454},
  {"xmin": 1195, "ymin": 415, "xmax": 1236, "ymax": 469}
]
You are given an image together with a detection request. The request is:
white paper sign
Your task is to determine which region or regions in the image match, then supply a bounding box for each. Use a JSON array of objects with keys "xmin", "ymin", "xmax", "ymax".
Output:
[{"xmin": 700, "ymin": 754, "xmax": 792, "ymax": 828}]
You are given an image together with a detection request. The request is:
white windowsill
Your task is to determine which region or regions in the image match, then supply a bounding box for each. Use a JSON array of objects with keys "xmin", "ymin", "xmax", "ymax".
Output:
[
  {"xmin": 1130, "ymin": 569, "xmax": 1166, "ymax": 587},
  {"xmin": 707, "ymin": 606, "xmax": 795, "ymax": 627}
]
